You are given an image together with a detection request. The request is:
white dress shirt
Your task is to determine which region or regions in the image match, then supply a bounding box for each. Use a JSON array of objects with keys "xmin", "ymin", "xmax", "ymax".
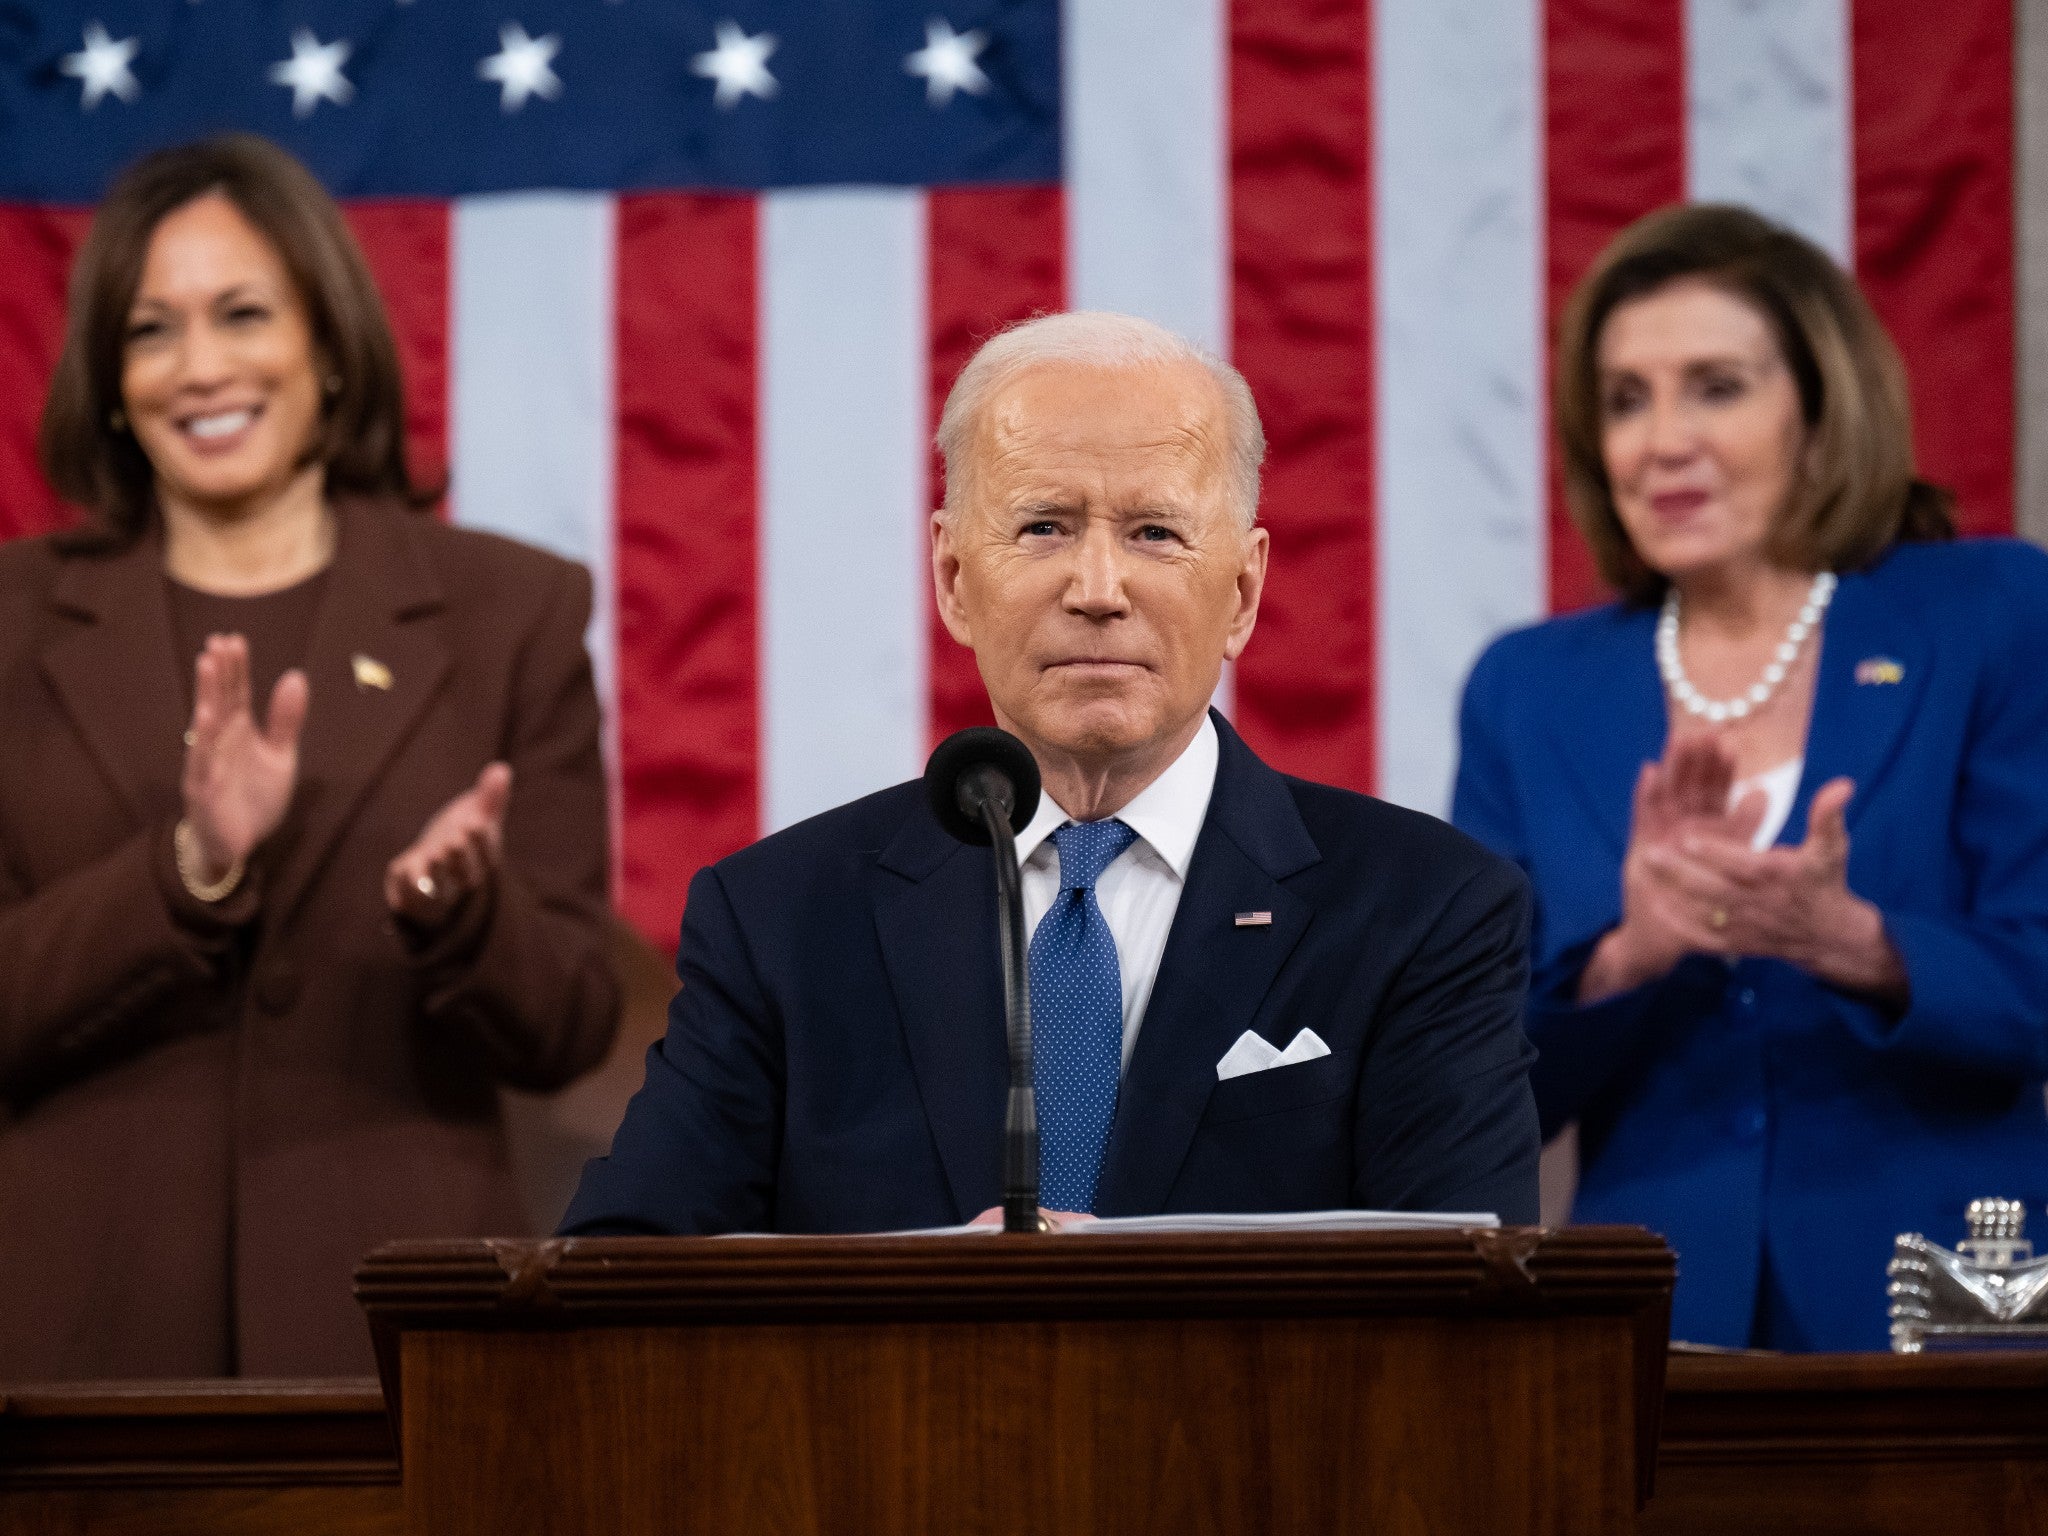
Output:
[{"xmin": 1016, "ymin": 715, "xmax": 1220, "ymax": 1070}]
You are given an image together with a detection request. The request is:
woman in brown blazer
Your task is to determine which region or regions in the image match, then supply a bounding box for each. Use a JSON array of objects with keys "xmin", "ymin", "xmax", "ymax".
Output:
[{"xmin": 0, "ymin": 136, "xmax": 619, "ymax": 1380}]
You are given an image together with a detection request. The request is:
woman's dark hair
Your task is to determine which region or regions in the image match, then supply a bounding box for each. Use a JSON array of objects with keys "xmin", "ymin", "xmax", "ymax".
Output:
[
  {"xmin": 1554, "ymin": 202, "xmax": 1953, "ymax": 605},
  {"xmin": 39, "ymin": 133, "xmax": 434, "ymax": 547}
]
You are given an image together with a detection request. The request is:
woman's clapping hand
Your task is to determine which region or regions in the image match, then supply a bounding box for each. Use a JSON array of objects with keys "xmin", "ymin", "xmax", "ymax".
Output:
[
  {"xmin": 1582, "ymin": 734, "xmax": 1906, "ymax": 1007},
  {"xmin": 1643, "ymin": 772, "xmax": 1907, "ymax": 1003},
  {"xmin": 1583, "ymin": 735, "xmax": 1759, "ymax": 999},
  {"xmin": 383, "ymin": 763, "xmax": 512, "ymax": 930},
  {"xmin": 179, "ymin": 633, "xmax": 308, "ymax": 883}
]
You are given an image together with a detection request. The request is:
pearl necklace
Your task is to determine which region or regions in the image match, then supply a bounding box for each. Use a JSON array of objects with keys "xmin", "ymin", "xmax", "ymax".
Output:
[{"xmin": 1656, "ymin": 570, "xmax": 1836, "ymax": 724}]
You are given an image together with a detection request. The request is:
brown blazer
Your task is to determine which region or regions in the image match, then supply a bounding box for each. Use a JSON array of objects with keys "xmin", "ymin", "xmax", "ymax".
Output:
[{"xmin": 0, "ymin": 498, "xmax": 619, "ymax": 1380}]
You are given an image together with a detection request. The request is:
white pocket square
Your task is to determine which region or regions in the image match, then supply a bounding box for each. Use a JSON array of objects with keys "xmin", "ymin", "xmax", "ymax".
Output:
[{"xmin": 1215, "ymin": 1027, "xmax": 1332, "ymax": 1081}]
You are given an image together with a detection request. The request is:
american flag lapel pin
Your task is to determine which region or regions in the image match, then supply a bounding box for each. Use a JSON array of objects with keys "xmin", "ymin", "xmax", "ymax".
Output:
[{"xmin": 1234, "ymin": 911, "xmax": 1273, "ymax": 928}]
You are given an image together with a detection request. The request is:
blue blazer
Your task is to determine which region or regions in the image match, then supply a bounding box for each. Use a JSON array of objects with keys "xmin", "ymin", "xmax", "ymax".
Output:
[
  {"xmin": 1453, "ymin": 540, "xmax": 2048, "ymax": 1350},
  {"xmin": 564, "ymin": 713, "xmax": 1541, "ymax": 1235}
]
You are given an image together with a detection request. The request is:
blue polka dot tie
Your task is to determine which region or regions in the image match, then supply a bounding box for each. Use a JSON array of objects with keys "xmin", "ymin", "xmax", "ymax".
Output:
[{"xmin": 1030, "ymin": 818, "xmax": 1139, "ymax": 1214}]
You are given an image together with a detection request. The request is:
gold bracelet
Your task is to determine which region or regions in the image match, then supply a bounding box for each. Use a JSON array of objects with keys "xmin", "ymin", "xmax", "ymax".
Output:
[{"xmin": 173, "ymin": 819, "xmax": 245, "ymax": 903}]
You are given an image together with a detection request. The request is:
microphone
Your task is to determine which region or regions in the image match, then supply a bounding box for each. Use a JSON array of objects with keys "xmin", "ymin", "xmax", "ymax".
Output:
[{"xmin": 923, "ymin": 728, "xmax": 1043, "ymax": 1234}]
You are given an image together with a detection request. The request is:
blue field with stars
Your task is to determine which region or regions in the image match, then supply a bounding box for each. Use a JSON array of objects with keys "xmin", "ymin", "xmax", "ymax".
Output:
[{"xmin": 0, "ymin": 1, "xmax": 1061, "ymax": 201}]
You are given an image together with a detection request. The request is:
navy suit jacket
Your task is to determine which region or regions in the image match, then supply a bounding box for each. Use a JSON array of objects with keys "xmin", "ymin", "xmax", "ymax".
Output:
[
  {"xmin": 564, "ymin": 713, "xmax": 1541, "ymax": 1234},
  {"xmin": 1454, "ymin": 540, "xmax": 2048, "ymax": 1350}
]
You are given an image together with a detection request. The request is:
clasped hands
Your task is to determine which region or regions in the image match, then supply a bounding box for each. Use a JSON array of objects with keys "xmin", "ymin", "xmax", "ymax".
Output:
[
  {"xmin": 1580, "ymin": 733, "xmax": 1906, "ymax": 1007},
  {"xmin": 180, "ymin": 632, "xmax": 510, "ymax": 930}
]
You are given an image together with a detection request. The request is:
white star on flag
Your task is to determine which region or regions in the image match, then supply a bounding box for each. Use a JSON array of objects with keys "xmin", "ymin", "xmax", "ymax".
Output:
[
  {"xmin": 904, "ymin": 18, "xmax": 989, "ymax": 107},
  {"xmin": 478, "ymin": 23, "xmax": 563, "ymax": 112},
  {"xmin": 59, "ymin": 22, "xmax": 142, "ymax": 110},
  {"xmin": 692, "ymin": 21, "xmax": 778, "ymax": 110},
  {"xmin": 267, "ymin": 29, "xmax": 353, "ymax": 118}
]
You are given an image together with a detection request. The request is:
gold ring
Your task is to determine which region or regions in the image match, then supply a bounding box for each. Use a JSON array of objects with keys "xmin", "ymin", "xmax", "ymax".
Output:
[{"xmin": 1709, "ymin": 907, "xmax": 1729, "ymax": 931}]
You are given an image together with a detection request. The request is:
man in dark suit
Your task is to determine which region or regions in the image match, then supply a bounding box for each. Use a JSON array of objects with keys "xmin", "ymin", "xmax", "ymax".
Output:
[{"xmin": 563, "ymin": 311, "xmax": 1539, "ymax": 1235}]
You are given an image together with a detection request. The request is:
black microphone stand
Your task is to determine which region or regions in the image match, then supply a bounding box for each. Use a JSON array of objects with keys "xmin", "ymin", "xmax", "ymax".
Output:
[
  {"xmin": 963, "ymin": 766, "xmax": 1042, "ymax": 1234},
  {"xmin": 926, "ymin": 728, "xmax": 1045, "ymax": 1235}
]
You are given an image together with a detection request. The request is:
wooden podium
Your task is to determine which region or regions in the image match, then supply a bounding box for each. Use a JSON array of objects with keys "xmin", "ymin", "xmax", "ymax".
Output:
[{"xmin": 354, "ymin": 1225, "xmax": 1671, "ymax": 1534}]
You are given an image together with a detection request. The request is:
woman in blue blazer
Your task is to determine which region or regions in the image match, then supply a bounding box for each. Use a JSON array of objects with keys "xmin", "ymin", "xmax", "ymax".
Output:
[{"xmin": 1454, "ymin": 204, "xmax": 2048, "ymax": 1351}]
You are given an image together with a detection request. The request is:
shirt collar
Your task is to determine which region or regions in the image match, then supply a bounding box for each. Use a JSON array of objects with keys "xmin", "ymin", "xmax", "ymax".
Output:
[{"xmin": 1014, "ymin": 713, "xmax": 1219, "ymax": 880}]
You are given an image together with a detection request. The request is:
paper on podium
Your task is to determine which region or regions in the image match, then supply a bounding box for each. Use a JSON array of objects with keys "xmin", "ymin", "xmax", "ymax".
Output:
[
  {"xmin": 862, "ymin": 1209, "xmax": 1500, "ymax": 1238},
  {"xmin": 1069, "ymin": 1209, "xmax": 1498, "ymax": 1234}
]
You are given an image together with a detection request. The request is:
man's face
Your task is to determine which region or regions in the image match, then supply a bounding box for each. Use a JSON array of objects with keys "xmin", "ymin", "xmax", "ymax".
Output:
[{"xmin": 933, "ymin": 359, "xmax": 1268, "ymax": 772}]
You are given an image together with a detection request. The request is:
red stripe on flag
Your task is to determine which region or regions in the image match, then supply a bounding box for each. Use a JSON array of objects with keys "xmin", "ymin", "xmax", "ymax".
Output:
[
  {"xmin": 343, "ymin": 202, "xmax": 450, "ymax": 497},
  {"xmin": 1543, "ymin": 0, "xmax": 1685, "ymax": 611},
  {"xmin": 925, "ymin": 186, "xmax": 1066, "ymax": 747},
  {"xmin": 0, "ymin": 207, "xmax": 91, "ymax": 543},
  {"xmin": 1230, "ymin": 0, "xmax": 1375, "ymax": 794},
  {"xmin": 614, "ymin": 193, "xmax": 759, "ymax": 949},
  {"xmin": 1852, "ymin": 0, "xmax": 2013, "ymax": 536}
]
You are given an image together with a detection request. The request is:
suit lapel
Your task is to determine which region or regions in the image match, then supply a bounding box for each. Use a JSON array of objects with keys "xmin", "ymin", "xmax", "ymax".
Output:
[
  {"xmin": 1791, "ymin": 558, "xmax": 1928, "ymax": 844},
  {"xmin": 1094, "ymin": 716, "xmax": 1319, "ymax": 1217},
  {"xmin": 265, "ymin": 500, "xmax": 449, "ymax": 928},
  {"xmin": 38, "ymin": 528, "xmax": 189, "ymax": 825},
  {"xmin": 1529, "ymin": 576, "xmax": 1924, "ymax": 858},
  {"xmin": 1545, "ymin": 606, "xmax": 1667, "ymax": 859},
  {"xmin": 873, "ymin": 813, "xmax": 1007, "ymax": 1222}
]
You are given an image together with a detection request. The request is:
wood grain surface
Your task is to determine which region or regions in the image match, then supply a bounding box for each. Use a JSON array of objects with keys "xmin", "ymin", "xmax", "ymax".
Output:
[
  {"xmin": 1644, "ymin": 1350, "xmax": 2048, "ymax": 1536},
  {"xmin": 0, "ymin": 1379, "xmax": 397, "ymax": 1536},
  {"xmin": 6, "ymin": 1335, "xmax": 2046, "ymax": 1534},
  {"xmin": 359, "ymin": 1226, "xmax": 1672, "ymax": 1535}
]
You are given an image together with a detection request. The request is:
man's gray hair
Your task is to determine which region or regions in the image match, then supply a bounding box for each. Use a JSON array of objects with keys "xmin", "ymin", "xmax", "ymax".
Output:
[{"xmin": 935, "ymin": 311, "xmax": 1266, "ymax": 527}]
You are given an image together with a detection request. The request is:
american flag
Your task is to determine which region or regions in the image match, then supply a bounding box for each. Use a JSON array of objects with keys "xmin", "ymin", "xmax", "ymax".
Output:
[{"xmin": 0, "ymin": 1, "xmax": 2014, "ymax": 951}]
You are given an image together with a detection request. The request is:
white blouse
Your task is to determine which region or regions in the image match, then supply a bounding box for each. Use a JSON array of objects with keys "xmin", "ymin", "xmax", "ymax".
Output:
[{"xmin": 1733, "ymin": 758, "xmax": 1804, "ymax": 850}]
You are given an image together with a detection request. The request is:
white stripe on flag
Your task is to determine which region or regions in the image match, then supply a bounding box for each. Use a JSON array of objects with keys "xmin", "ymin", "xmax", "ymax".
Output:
[
  {"xmin": 760, "ymin": 188, "xmax": 930, "ymax": 833},
  {"xmin": 1686, "ymin": 0, "xmax": 1853, "ymax": 261},
  {"xmin": 1062, "ymin": 0, "xmax": 1232, "ymax": 713},
  {"xmin": 448, "ymin": 191, "xmax": 619, "ymax": 757},
  {"xmin": 1062, "ymin": 0, "xmax": 1228, "ymax": 352},
  {"xmin": 1374, "ymin": 0, "xmax": 1546, "ymax": 813}
]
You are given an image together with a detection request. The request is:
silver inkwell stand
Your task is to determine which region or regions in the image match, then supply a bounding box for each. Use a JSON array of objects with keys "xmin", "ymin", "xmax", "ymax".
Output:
[{"xmin": 1888, "ymin": 1198, "xmax": 2048, "ymax": 1353}]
